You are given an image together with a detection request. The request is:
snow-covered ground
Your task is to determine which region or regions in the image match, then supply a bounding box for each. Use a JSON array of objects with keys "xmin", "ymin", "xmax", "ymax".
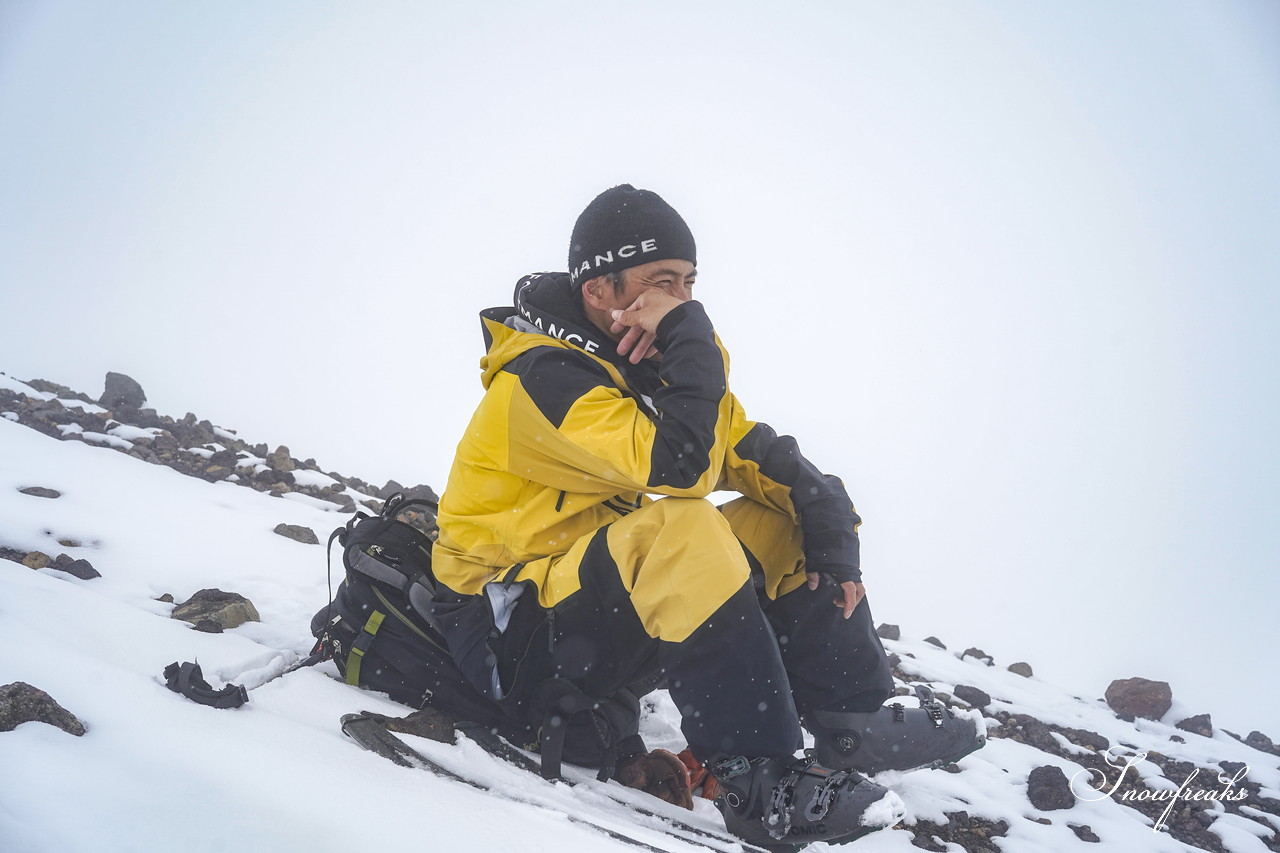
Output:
[{"xmin": 2, "ymin": 381, "xmax": 1278, "ymax": 853}]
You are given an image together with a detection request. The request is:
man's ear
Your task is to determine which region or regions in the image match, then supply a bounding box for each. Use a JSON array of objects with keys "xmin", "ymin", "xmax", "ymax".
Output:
[{"xmin": 580, "ymin": 275, "xmax": 609, "ymax": 310}]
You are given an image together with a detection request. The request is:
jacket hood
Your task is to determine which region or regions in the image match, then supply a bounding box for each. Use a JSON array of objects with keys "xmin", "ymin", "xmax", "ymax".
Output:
[{"xmin": 477, "ymin": 271, "xmax": 661, "ymax": 393}]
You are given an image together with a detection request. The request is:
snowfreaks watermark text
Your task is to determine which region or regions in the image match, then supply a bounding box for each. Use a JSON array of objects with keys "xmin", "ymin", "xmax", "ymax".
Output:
[{"xmin": 1070, "ymin": 747, "xmax": 1249, "ymax": 832}]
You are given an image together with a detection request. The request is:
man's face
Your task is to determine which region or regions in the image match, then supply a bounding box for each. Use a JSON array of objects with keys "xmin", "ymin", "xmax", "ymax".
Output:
[{"xmin": 594, "ymin": 259, "xmax": 697, "ymax": 315}]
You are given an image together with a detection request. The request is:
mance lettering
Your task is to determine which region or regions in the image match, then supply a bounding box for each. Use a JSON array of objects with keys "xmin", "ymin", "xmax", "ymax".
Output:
[{"xmin": 571, "ymin": 238, "xmax": 660, "ymax": 282}]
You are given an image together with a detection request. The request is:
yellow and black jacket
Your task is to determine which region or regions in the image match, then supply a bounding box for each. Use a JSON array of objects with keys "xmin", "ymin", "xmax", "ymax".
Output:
[{"xmin": 434, "ymin": 273, "xmax": 862, "ymax": 622}]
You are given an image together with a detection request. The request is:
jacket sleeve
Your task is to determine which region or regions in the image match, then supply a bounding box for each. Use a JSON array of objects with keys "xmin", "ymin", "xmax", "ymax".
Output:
[
  {"xmin": 503, "ymin": 300, "xmax": 733, "ymax": 498},
  {"xmin": 722, "ymin": 412, "xmax": 864, "ymax": 583}
]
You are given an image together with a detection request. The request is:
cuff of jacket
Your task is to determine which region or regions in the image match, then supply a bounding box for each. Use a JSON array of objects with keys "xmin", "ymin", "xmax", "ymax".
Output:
[{"xmin": 655, "ymin": 300, "xmax": 711, "ymax": 349}]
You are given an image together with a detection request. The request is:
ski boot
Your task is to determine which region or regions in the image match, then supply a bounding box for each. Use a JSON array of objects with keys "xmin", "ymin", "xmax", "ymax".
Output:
[
  {"xmin": 709, "ymin": 754, "xmax": 905, "ymax": 849},
  {"xmin": 805, "ymin": 685, "xmax": 986, "ymax": 775}
]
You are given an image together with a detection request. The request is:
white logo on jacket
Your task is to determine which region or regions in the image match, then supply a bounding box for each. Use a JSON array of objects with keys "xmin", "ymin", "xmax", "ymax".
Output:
[{"xmin": 513, "ymin": 309, "xmax": 602, "ymax": 354}]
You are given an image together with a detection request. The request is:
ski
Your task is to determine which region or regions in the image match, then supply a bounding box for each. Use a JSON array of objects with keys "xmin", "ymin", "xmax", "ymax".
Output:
[
  {"xmin": 450, "ymin": 721, "xmax": 775, "ymax": 853},
  {"xmin": 340, "ymin": 712, "xmax": 774, "ymax": 853}
]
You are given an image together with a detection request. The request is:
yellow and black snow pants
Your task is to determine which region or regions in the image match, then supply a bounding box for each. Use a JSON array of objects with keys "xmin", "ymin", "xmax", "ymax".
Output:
[{"xmin": 533, "ymin": 496, "xmax": 893, "ymax": 761}]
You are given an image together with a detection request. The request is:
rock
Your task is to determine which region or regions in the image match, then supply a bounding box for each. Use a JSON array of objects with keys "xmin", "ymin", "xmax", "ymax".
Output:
[
  {"xmin": 273, "ymin": 523, "xmax": 318, "ymax": 545},
  {"xmin": 1244, "ymin": 731, "xmax": 1280, "ymax": 757},
  {"xmin": 133, "ymin": 408, "xmax": 164, "ymax": 429},
  {"xmin": 1219, "ymin": 759, "xmax": 1247, "ymax": 777},
  {"xmin": 171, "ymin": 589, "xmax": 261, "ymax": 630},
  {"xmin": 375, "ymin": 479, "xmax": 407, "ymax": 500},
  {"xmin": 1175, "ymin": 714, "xmax": 1214, "ymax": 738},
  {"xmin": 1007, "ymin": 662, "xmax": 1034, "ymax": 678},
  {"xmin": 0, "ymin": 682, "xmax": 85, "ymax": 736},
  {"xmin": 254, "ymin": 467, "xmax": 295, "ymax": 488},
  {"xmin": 193, "ymin": 619, "xmax": 224, "ymax": 634},
  {"xmin": 1068, "ymin": 824, "xmax": 1100, "ymax": 843},
  {"xmin": 1026, "ymin": 765, "xmax": 1075, "ymax": 811},
  {"xmin": 876, "ymin": 623, "xmax": 900, "ymax": 641},
  {"xmin": 209, "ymin": 449, "xmax": 239, "ymax": 468},
  {"xmin": 954, "ymin": 684, "xmax": 992, "ymax": 709},
  {"xmin": 1104, "ymin": 677, "xmax": 1172, "ymax": 721},
  {"xmin": 961, "ymin": 647, "xmax": 994, "ymax": 665},
  {"xmin": 203, "ymin": 465, "xmax": 233, "ymax": 482},
  {"xmin": 172, "ymin": 420, "xmax": 216, "ymax": 448},
  {"xmin": 21, "ymin": 551, "xmax": 52, "ymax": 570},
  {"xmin": 266, "ymin": 445, "xmax": 297, "ymax": 472},
  {"xmin": 403, "ymin": 484, "xmax": 440, "ymax": 504},
  {"xmin": 156, "ymin": 593, "xmax": 174, "ymax": 603},
  {"xmin": 99, "ymin": 372, "xmax": 146, "ymax": 410},
  {"xmin": 25, "ymin": 379, "xmax": 84, "ymax": 399},
  {"xmin": 924, "ymin": 636, "xmax": 947, "ymax": 649},
  {"xmin": 1060, "ymin": 726, "xmax": 1109, "ymax": 752},
  {"xmin": 53, "ymin": 557, "xmax": 100, "ymax": 580},
  {"xmin": 1004, "ymin": 715, "xmax": 1060, "ymax": 752},
  {"xmin": 327, "ymin": 493, "xmax": 357, "ymax": 512},
  {"xmin": 18, "ymin": 486, "xmax": 61, "ymax": 499}
]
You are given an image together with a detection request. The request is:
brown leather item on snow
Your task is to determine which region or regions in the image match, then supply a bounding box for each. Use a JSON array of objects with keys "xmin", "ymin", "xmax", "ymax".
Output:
[{"xmin": 615, "ymin": 748, "xmax": 694, "ymax": 810}]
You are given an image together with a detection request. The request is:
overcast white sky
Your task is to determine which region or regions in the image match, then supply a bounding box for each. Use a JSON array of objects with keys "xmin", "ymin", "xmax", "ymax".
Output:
[{"xmin": 2, "ymin": 1, "xmax": 1278, "ymax": 734}]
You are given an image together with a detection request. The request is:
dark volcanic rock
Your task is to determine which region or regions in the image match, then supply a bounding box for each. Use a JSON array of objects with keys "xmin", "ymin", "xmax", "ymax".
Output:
[
  {"xmin": 961, "ymin": 647, "xmax": 994, "ymax": 665},
  {"xmin": 1007, "ymin": 661, "xmax": 1034, "ymax": 678},
  {"xmin": 876, "ymin": 623, "xmax": 900, "ymax": 641},
  {"xmin": 907, "ymin": 811, "xmax": 1009, "ymax": 852},
  {"xmin": 1068, "ymin": 824, "xmax": 1100, "ymax": 843},
  {"xmin": 1027, "ymin": 765, "xmax": 1075, "ymax": 811},
  {"xmin": 953, "ymin": 684, "xmax": 992, "ymax": 709},
  {"xmin": 378, "ymin": 479, "xmax": 406, "ymax": 499},
  {"xmin": 0, "ymin": 682, "xmax": 85, "ymax": 736},
  {"xmin": 25, "ymin": 379, "xmax": 91, "ymax": 402},
  {"xmin": 273, "ymin": 523, "xmax": 318, "ymax": 545},
  {"xmin": 52, "ymin": 554, "xmax": 101, "ymax": 580},
  {"xmin": 1105, "ymin": 677, "xmax": 1172, "ymax": 721},
  {"xmin": 171, "ymin": 589, "xmax": 260, "ymax": 629},
  {"xmin": 1244, "ymin": 730, "xmax": 1280, "ymax": 757},
  {"xmin": 923, "ymin": 636, "xmax": 947, "ymax": 649},
  {"xmin": 254, "ymin": 467, "xmax": 295, "ymax": 488},
  {"xmin": 19, "ymin": 486, "xmax": 61, "ymax": 499},
  {"xmin": 99, "ymin": 372, "xmax": 146, "ymax": 410},
  {"xmin": 1176, "ymin": 714, "xmax": 1214, "ymax": 738},
  {"xmin": 209, "ymin": 449, "xmax": 239, "ymax": 468}
]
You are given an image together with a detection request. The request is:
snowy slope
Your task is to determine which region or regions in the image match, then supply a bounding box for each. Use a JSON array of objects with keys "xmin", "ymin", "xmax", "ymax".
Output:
[{"xmin": 2, "ymin": 376, "xmax": 1278, "ymax": 853}]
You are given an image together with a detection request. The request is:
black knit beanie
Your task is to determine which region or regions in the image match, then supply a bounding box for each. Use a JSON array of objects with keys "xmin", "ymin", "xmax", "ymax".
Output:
[{"xmin": 567, "ymin": 185, "xmax": 696, "ymax": 287}]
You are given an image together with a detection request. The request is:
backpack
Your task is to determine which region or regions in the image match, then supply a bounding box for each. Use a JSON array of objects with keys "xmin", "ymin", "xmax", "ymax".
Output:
[{"xmin": 311, "ymin": 492, "xmax": 642, "ymax": 779}]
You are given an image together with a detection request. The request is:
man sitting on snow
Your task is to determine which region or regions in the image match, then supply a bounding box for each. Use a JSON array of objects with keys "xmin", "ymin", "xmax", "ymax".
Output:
[{"xmin": 432, "ymin": 184, "xmax": 983, "ymax": 847}]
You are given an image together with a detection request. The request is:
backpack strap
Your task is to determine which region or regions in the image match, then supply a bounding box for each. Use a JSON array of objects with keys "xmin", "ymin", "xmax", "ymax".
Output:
[
  {"xmin": 533, "ymin": 679, "xmax": 644, "ymax": 783},
  {"xmin": 345, "ymin": 610, "xmax": 387, "ymax": 686}
]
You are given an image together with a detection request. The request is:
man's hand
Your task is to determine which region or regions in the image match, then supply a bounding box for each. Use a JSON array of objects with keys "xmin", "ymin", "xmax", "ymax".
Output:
[
  {"xmin": 610, "ymin": 290, "xmax": 686, "ymax": 364},
  {"xmin": 807, "ymin": 572, "xmax": 865, "ymax": 619}
]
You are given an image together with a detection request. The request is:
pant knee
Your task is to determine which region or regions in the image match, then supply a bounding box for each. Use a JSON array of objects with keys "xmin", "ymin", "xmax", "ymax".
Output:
[{"xmin": 606, "ymin": 498, "xmax": 750, "ymax": 642}]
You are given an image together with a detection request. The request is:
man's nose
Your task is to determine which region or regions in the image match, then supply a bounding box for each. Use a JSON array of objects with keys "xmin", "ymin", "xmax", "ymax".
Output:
[{"xmin": 673, "ymin": 282, "xmax": 693, "ymax": 302}]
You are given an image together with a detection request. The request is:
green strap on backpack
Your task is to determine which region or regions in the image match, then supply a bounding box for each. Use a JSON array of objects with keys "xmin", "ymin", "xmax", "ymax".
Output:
[{"xmin": 346, "ymin": 610, "xmax": 386, "ymax": 686}]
